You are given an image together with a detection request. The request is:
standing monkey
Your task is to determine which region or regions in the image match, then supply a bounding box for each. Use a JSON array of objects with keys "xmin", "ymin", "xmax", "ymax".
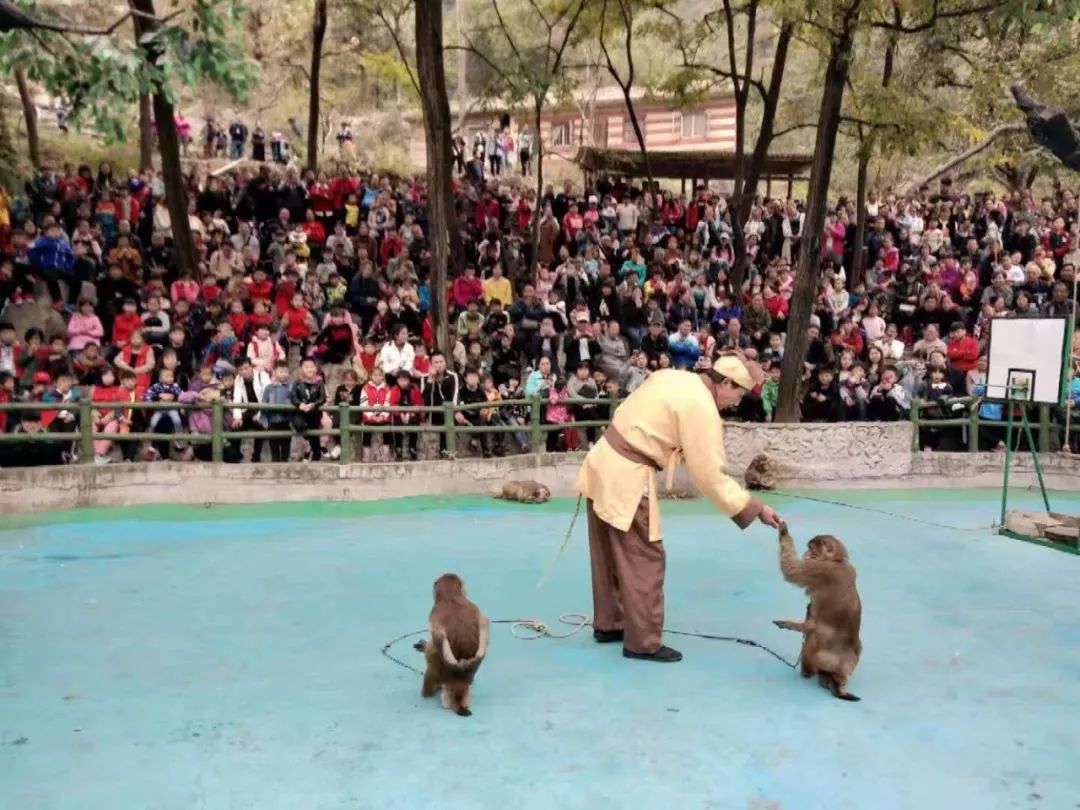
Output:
[
  {"xmin": 415, "ymin": 573, "xmax": 490, "ymax": 717},
  {"xmin": 774, "ymin": 522, "xmax": 863, "ymax": 701}
]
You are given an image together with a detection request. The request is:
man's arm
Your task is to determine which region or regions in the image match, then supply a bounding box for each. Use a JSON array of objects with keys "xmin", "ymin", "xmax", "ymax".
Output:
[{"xmin": 676, "ymin": 383, "xmax": 779, "ymax": 529}]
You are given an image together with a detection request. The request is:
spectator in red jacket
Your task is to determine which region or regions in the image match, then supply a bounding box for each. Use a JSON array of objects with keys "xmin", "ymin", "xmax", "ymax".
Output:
[
  {"xmin": 946, "ymin": 322, "xmax": 980, "ymax": 373},
  {"xmin": 475, "ymin": 190, "xmax": 500, "ymax": 230},
  {"xmin": 111, "ymin": 298, "xmax": 142, "ymax": 348},
  {"xmin": 452, "ymin": 265, "xmax": 483, "ymax": 311}
]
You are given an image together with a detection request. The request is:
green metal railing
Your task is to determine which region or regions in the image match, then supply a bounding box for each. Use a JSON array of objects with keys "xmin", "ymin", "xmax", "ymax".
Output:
[
  {"xmin": 909, "ymin": 397, "xmax": 1078, "ymax": 453},
  {"xmin": 0, "ymin": 397, "xmax": 621, "ymax": 464},
  {"xmin": 0, "ymin": 395, "xmax": 1076, "ymax": 465}
]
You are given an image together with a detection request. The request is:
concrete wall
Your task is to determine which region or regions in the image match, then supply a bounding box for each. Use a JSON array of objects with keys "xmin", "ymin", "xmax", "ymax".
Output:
[{"xmin": 2, "ymin": 421, "xmax": 1078, "ymax": 516}]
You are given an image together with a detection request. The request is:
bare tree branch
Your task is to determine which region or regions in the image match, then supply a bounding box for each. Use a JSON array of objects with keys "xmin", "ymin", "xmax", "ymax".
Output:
[
  {"xmin": 870, "ymin": 0, "xmax": 1008, "ymax": 33},
  {"xmin": 0, "ymin": 2, "xmax": 182, "ymax": 36},
  {"xmin": 490, "ymin": 0, "xmax": 526, "ymax": 67}
]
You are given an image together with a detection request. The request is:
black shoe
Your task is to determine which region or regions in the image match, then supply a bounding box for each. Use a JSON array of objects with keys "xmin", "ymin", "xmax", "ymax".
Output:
[
  {"xmin": 623, "ymin": 645, "xmax": 682, "ymax": 663},
  {"xmin": 593, "ymin": 629, "xmax": 624, "ymax": 643}
]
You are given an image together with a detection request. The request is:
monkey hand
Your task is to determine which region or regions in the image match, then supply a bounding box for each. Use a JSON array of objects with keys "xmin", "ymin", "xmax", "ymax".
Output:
[
  {"xmin": 777, "ymin": 520, "xmax": 789, "ymax": 537},
  {"xmin": 412, "ymin": 640, "xmax": 427, "ymax": 653}
]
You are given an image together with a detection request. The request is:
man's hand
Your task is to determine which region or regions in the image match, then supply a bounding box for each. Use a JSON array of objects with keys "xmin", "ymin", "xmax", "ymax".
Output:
[{"xmin": 758, "ymin": 505, "xmax": 782, "ymax": 529}]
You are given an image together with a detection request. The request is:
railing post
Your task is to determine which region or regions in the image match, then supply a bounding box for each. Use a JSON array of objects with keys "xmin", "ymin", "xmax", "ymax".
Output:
[
  {"xmin": 530, "ymin": 396, "xmax": 543, "ymax": 454},
  {"xmin": 909, "ymin": 399, "xmax": 920, "ymax": 452},
  {"xmin": 339, "ymin": 403, "xmax": 352, "ymax": 464},
  {"xmin": 443, "ymin": 403, "xmax": 457, "ymax": 456},
  {"xmin": 211, "ymin": 399, "xmax": 224, "ymax": 463},
  {"xmin": 968, "ymin": 402, "xmax": 980, "ymax": 452},
  {"xmin": 1038, "ymin": 404, "xmax": 1051, "ymax": 453},
  {"xmin": 78, "ymin": 399, "xmax": 94, "ymax": 463}
]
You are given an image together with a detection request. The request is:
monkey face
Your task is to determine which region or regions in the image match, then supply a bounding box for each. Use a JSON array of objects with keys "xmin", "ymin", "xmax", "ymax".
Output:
[
  {"xmin": 434, "ymin": 573, "xmax": 466, "ymax": 601},
  {"xmin": 536, "ymin": 486, "xmax": 551, "ymax": 502},
  {"xmin": 805, "ymin": 535, "xmax": 848, "ymax": 563}
]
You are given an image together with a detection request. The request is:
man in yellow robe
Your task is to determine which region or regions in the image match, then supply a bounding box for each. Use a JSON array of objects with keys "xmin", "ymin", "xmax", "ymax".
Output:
[{"xmin": 575, "ymin": 354, "xmax": 781, "ymax": 662}]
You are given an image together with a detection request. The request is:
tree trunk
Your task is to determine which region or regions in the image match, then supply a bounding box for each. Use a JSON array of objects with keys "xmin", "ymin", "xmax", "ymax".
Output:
[
  {"xmin": 307, "ymin": 0, "xmax": 328, "ymax": 173},
  {"xmin": 0, "ymin": 89, "xmax": 18, "ymax": 189},
  {"xmin": 138, "ymin": 92, "xmax": 154, "ymax": 172},
  {"xmin": 529, "ymin": 101, "xmax": 545, "ymax": 278},
  {"xmin": 852, "ymin": 147, "xmax": 869, "ymax": 282},
  {"xmin": 728, "ymin": 90, "xmax": 748, "ymax": 294},
  {"xmin": 455, "ymin": 0, "xmax": 469, "ymax": 128},
  {"xmin": 415, "ymin": 0, "xmax": 453, "ymax": 356},
  {"xmin": 729, "ymin": 23, "xmax": 792, "ymax": 295},
  {"xmin": 130, "ymin": 0, "xmax": 198, "ymax": 280},
  {"xmin": 852, "ymin": 36, "xmax": 894, "ymax": 286},
  {"xmin": 14, "ymin": 68, "xmax": 40, "ymax": 170},
  {"xmin": 621, "ymin": 90, "xmax": 652, "ymax": 196},
  {"xmin": 774, "ymin": 26, "xmax": 857, "ymax": 423}
]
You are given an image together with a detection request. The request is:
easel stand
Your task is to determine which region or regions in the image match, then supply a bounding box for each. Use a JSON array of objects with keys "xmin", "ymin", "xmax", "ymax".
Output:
[{"xmin": 999, "ymin": 399, "xmax": 1052, "ymax": 525}]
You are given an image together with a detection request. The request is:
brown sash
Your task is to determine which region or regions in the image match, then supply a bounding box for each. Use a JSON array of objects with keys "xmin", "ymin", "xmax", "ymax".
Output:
[
  {"xmin": 602, "ymin": 424, "xmax": 661, "ymax": 470},
  {"xmin": 602, "ymin": 424, "xmax": 761, "ymax": 530}
]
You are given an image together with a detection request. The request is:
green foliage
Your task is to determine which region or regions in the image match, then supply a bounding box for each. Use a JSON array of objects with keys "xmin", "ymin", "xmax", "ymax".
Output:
[
  {"xmin": 0, "ymin": 0, "xmax": 259, "ymax": 143},
  {"xmin": 461, "ymin": 0, "xmax": 586, "ymax": 112}
]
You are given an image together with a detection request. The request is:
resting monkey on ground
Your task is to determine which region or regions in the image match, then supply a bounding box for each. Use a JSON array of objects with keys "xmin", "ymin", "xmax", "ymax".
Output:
[
  {"xmin": 414, "ymin": 573, "xmax": 490, "ymax": 717},
  {"xmin": 493, "ymin": 480, "xmax": 551, "ymax": 503},
  {"xmin": 744, "ymin": 454, "xmax": 777, "ymax": 491},
  {"xmin": 774, "ymin": 522, "xmax": 863, "ymax": 701}
]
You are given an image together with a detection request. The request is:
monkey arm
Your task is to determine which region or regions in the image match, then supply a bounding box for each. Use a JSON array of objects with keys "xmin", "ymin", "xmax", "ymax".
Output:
[
  {"xmin": 473, "ymin": 616, "xmax": 490, "ymax": 661},
  {"xmin": 773, "ymin": 619, "xmax": 809, "ymax": 632},
  {"xmin": 676, "ymin": 390, "xmax": 759, "ymax": 527},
  {"xmin": 428, "ymin": 619, "xmax": 462, "ymax": 668},
  {"xmin": 779, "ymin": 528, "xmax": 833, "ymax": 588}
]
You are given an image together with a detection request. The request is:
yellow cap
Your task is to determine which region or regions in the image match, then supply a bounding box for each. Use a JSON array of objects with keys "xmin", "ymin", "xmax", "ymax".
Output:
[{"xmin": 712, "ymin": 353, "xmax": 763, "ymax": 390}]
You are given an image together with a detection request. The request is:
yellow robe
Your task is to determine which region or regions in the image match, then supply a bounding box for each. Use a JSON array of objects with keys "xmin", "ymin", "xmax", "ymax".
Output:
[{"xmin": 574, "ymin": 369, "xmax": 753, "ymax": 542}]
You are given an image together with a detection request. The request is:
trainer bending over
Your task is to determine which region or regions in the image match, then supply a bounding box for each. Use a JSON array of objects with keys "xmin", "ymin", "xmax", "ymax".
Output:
[{"xmin": 575, "ymin": 354, "xmax": 781, "ymax": 663}]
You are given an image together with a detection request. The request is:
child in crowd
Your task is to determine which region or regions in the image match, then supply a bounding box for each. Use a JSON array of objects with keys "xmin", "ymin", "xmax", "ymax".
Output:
[
  {"xmin": 388, "ymin": 368, "xmax": 422, "ymax": 461},
  {"xmin": 290, "ymin": 357, "xmax": 325, "ymax": 461},
  {"xmin": 260, "ymin": 361, "xmax": 294, "ymax": 462}
]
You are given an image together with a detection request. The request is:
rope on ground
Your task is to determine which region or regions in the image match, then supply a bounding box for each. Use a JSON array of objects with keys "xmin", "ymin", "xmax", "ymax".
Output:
[
  {"xmin": 768, "ymin": 488, "xmax": 996, "ymax": 532},
  {"xmin": 380, "ymin": 613, "xmax": 797, "ymax": 674}
]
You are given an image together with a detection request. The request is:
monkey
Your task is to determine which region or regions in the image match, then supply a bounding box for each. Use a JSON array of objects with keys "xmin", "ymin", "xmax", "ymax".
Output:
[
  {"xmin": 744, "ymin": 453, "xmax": 778, "ymax": 491},
  {"xmin": 413, "ymin": 573, "xmax": 490, "ymax": 717},
  {"xmin": 773, "ymin": 522, "xmax": 862, "ymax": 702},
  {"xmin": 493, "ymin": 480, "xmax": 551, "ymax": 503},
  {"xmin": 658, "ymin": 488, "xmax": 697, "ymax": 500}
]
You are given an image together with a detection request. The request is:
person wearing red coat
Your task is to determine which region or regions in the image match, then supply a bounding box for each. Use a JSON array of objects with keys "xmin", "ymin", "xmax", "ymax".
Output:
[
  {"xmin": 309, "ymin": 175, "xmax": 334, "ymax": 222},
  {"xmin": 301, "ymin": 210, "xmax": 326, "ymax": 248},
  {"xmin": 387, "ymin": 369, "xmax": 422, "ymax": 461},
  {"xmin": 475, "ymin": 192, "xmax": 500, "ymax": 230},
  {"xmin": 360, "ymin": 367, "xmax": 392, "ymax": 461},
  {"xmin": 946, "ymin": 322, "xmax": 980, "ymax": 372},
  {"xmin": 452, "ymin": 266, "xmax": 483, "ymax": 311},
  {"xmin": 379, "ymin": 232, "xmax": 404, "ymax": 267}
]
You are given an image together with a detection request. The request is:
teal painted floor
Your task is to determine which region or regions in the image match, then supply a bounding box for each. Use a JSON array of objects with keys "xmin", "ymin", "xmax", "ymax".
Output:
[{"xmin": 1, "ymin": 489, "xmax": 1079, "ymax": 810}]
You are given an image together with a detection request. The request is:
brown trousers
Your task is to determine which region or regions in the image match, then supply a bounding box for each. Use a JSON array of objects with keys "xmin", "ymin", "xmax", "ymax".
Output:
[{"xmin": 587, "ymin": 498, "xmax": 666, "ymax": 654}]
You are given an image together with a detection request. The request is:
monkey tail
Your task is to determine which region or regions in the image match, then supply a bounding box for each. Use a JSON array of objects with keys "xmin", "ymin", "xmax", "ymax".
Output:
[{"xmin": 825, "ymin": 673, "xmax": 861, "ymax": 702}]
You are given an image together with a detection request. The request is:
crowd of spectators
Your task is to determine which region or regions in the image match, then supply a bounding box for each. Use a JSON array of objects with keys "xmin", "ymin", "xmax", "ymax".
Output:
[{"xmin": 1, "ymin": 148, "xmax": 1079, "ymax": 466}]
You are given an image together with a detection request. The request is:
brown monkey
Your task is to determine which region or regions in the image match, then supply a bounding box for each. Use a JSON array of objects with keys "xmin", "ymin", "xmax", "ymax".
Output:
[
  {"xmin": 658, "ymin": 488, "xmax": 697, "ymax": 500},
  {"xmin": 493, "ymin": 480, "xmax": 551, "ymax": 503},
  {"xmin": 744, "ymin": 454, "xmax": 777, "ymax": 491},
  {"xmin": 774, "ymin": 522, "xmax": 862, "ymax": 701},
  {"xmin": 415, "ymin": 573, "xmax": 490, "ymax": 717}
]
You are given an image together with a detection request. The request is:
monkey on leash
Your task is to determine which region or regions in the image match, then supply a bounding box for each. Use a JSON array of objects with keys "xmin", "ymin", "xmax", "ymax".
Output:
[{"xmin": 414, "ymin": 573, "xmax": 490, "ymax": 717}]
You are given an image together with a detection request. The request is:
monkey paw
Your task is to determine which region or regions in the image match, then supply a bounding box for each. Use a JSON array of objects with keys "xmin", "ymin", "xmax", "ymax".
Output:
[{"xmin": 412, "ymin": 640, "xmax": 426, "ymax": 653}]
